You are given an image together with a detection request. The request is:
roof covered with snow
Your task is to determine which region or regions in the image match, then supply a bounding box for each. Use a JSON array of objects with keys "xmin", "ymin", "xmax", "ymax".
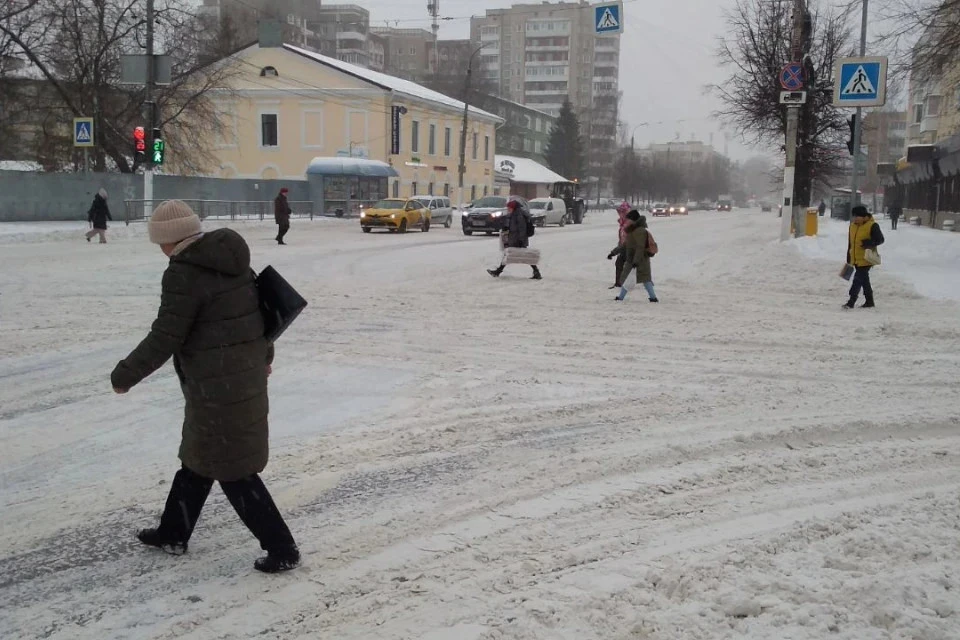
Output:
[
  {"xmin": 0, "ymin": 161, "xmax": 43, "ymax": 172},
  {"xmin": 495, "ymin": 155, "xmax": 569, "ymax": 185},
  {"xmin": 282, "ymin": 45, "xmax": 501, "ymax": 123},
  {"xmin": 307, "ymin": 157, "xmax": 399, "ymax": 177}
]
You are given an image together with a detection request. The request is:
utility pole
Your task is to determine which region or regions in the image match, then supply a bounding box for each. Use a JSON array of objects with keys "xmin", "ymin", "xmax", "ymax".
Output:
[
  {"xmin": 144, "ymin": 0, "xmax": 155, "ymax": 213},
  {"xmin": 849, "ymin": 0, "xmax": 869, "ymax": 208},
  {"xmin": 780, "ymin": 0, "xmax": 805, "ymax": 241},
  {"xmin": 458, "ymin": 44, "xmax": 486, "ymax": 209}
]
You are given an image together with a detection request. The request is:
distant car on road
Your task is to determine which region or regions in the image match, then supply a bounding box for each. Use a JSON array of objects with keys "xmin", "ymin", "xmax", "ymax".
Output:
[
  {"xmin": 360, "ymin": 198, "xmax": 431, "ymax": 233},
  {"xmin": 650, "ymin": 203, "xmax": 671, "ymax": 217},
  {"xmin": 529, "ymin": 197, "xmax": 568, "ymax": 227},
  {"xmin": 669, "ymin": 204, "xmax": 689, "ymax": 215},
  {"xmin": 462, "ymin": 195, "xmax": 529, "ymax": 236},
  {"xmin": 412, "ymin": 195, "xmax": 454, "ymax": 228},
  {"xmin": 760, "ymin": 202, "xmax": 773, "ymax": 212}
]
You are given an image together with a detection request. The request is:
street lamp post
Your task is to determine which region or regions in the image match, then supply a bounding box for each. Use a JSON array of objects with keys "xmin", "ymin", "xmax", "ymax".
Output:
[
  {"xmin": 457, "ymin": 42, "xmax": 492, "ymax": 211},
  {"xmin": 630, "ymin": 122, "xmax": 649, "ymax": 151}
]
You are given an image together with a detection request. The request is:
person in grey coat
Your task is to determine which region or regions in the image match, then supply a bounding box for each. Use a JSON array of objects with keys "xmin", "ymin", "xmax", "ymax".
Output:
[{"xmin": 487, "ymin": 198, "xmax": 542, "ymax": 280}]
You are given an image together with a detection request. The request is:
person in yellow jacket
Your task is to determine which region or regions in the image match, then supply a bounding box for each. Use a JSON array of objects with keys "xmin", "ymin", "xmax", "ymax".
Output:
[{"xmin": 844, "ymin": 205, "xmax": 885, "ymax": 309}]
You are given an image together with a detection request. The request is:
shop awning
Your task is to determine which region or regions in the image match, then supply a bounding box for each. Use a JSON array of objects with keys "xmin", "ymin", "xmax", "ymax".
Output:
[{"xmin": 307, "ymin": 157, "xmax": 399, "ymax": 178}]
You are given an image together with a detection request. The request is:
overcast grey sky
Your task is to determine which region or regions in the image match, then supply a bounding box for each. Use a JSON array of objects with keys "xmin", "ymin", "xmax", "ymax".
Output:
[{"xmin": 357, "ymin": 0, "xmax": 758, "ymax": 159}]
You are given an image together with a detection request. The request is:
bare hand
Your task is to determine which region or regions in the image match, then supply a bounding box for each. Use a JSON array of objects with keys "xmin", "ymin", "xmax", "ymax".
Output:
[
  {"xmin": 114, "ymin": 387, "xmax": 128, "ymax": 394},
  {"xmin": 266, "ymin": 365, "xmax": 272, "ymax": 377}
]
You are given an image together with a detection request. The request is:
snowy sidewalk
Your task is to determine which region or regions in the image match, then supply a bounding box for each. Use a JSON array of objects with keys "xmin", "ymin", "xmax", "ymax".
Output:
[{"xmin": 792, "ymin": 217, "xmax": 960, "ymax": 301}]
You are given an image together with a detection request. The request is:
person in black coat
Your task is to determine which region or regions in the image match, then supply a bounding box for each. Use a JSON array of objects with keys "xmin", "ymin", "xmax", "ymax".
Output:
[
  {"xmin": 85, "ymin": 189, "xmax": 113, "ymax": 243},
  {"xmin": 487, "ymin": 198, "xmax": 542, "ymax": 280}
]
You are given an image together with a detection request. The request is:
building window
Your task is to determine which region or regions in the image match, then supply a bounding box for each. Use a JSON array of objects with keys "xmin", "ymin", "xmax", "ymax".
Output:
[
  {"xmin": 261, "ymin": 113, "xmax": 278, "ymax": 147},
  {"xmin": 444, "ymin": 183, "xmax": 450, "ymax": 196},
  {"xmin": 444, "ymin": 127, "xmax": 451, "ymax": 156},
  {"xmin": 484, "ymin": 185, "xmax": 489, "ymax": 196},
  {"xmin": 913, "ymin": 103, "xmax": 923, "ymax": 124},
  {"xmin": 429, "ymin": 124, "xmax": 436, "ymax": 155},
  {"xmin": 472, "ymin": 132, "xmax": 478, "ymax": 160},
  {"xmin": 412, "ymin": 181, "xmax": 418, "ymax": 195},
  {"xmin": 428, "ymin": 182, "xmax": 434, "ymax": 195},
  {"xmin": 393, "ymin": 181, "xmax": 400, "ymax": 197},
  {"xmin": 471, "ymin": 184, "xmax": 477, "ymax": 200},
  {"xmin": 412, "ymin": 120, "xmax": 420, "ymax": 153}
]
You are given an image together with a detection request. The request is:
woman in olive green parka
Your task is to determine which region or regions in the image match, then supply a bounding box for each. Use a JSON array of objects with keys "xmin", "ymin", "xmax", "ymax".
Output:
[{"xmin": 608, "ymin": 211, "xmax": 659, "ymax": 302}]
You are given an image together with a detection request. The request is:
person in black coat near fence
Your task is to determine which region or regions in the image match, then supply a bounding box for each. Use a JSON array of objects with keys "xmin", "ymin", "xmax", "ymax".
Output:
[{"xmin": 85, "ymin": 189, "xmax": 112, "ymax": 244}]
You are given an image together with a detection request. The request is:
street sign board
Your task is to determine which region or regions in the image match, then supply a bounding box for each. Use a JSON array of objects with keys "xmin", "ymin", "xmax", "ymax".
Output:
[
  {"xmin": 833, "ymin": 56, "xmax": 887, "ymax": 107},
  {"xmin": 780, "ymin": 91, "xmax": 807, "ymax": 105},
  {"xmin": 594, "ymin": 2, "xmax": 623, "ymax": 36},
  {"xmin": 74, "ymin": 118, "xmax": 94, "ymax": 147},
  {"xmin": 780, "ymin": 64, "xmax": 804, "ymax": 91}
]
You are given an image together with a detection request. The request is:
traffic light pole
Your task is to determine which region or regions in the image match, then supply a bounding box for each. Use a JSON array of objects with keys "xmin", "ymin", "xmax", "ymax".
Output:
[
  {"xmin": 849, "ymin": 0, "xmax": 869, "ymax": 208},
  {"xmin": 144, "ymin": 0, "xmax": 155, "ymax": 213}
]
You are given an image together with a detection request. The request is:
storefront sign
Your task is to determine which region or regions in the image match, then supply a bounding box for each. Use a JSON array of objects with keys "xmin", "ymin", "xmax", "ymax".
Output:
[
  {"xmin": 497, "ymin": 159, "xmax": 516, "ymax": 175},
  {"xmin": 391, "ymin": 106, "xmax": 405, "ymax": 155}
]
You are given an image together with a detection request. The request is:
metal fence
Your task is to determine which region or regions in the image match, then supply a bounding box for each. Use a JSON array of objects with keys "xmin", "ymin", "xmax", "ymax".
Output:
[{"xmin": 123, "ymin": 200, "xmax": 317, "ymax": 225}]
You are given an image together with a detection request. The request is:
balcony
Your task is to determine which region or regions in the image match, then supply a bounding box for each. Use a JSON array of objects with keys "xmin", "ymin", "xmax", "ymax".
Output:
[
  {"xmin": 920, "ymin": 115, "xmax": 939, "ymax": 134},
  {"xmin": 525, "ymin": 59, "xmax": 569, "ymax": 67},
  {"xmin": 525, "ymin": 90, "xmax": 569, "ymax": 97},
  {"xmin": 336, "ymin": 30, "xmax": 366, "ymax": 41},
  {"xmin": 525, "ymin": 45, "xmax": 570, "ymax": 52}
]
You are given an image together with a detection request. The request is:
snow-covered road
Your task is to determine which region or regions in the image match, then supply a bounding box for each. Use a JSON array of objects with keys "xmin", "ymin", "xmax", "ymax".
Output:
[{"xmin": 2, "ymin": 211, "xmax": 959, "ymax": 639}]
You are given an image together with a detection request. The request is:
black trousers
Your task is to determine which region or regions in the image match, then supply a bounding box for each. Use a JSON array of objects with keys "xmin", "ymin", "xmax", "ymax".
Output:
[
  {"xmin": 277, "ymin": 222, "xmax": 290, "ymax": 242},
  {"xmin": 849, "ymin": 266, "xmax": 874, "ymax": 303},
  {"xmin": 157, "ymin": 466, "xmax": 296, "ymax": 552},
  {"xmin": 891, "ymin": 216, "xmax": 899, "ymax": 230}
]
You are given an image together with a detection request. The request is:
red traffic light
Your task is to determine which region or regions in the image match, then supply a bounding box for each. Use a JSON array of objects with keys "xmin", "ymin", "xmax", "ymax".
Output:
[{"xmin": 134, "ymin": 126, "xmax": 146, "ymax": 152}]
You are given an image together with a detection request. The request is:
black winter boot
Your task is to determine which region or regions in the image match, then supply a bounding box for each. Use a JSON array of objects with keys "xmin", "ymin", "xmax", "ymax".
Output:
[
  {"xmin": 531, "ymin": 266, "xmax": 542, "ymax": 280},
  {"xmin": 861, "ymin": 299, "xmax": 875, "ymax": 308},
  {"xmin": 137, "ymin": 528, "xmax": 188, "ymax": 556},
  {"xmin": 842, "ymin": 298, "xmax": 856, "ymax": 310},
  {"xmin": 254, "ymin": 546, "xmax": 300, "ymax": 573},
  {"xmin": 487, "ymin": 267, "xmax": 503, "ymax": 278}
]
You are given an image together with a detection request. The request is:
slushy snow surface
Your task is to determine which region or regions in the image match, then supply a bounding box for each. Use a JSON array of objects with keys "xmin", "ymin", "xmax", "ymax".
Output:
[{"xmin": 2, "ymin": 211, "xmax": 959, "ymax": 639}]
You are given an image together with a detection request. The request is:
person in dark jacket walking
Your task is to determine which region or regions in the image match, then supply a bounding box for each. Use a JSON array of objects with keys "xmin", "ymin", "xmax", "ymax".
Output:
[
  {"xmin": 887, "ymin": 182, "xmax": 903, "ymax": 230},
  {"xmin": 844, "ymin": 205, "xmax": 885, "ymax": 309},
  {"xmin": 487, "ymin": 198, "xmax": 542, "ymax": 280},
  {"xmin": 85, "ymin": 189, "xmax": 112, "ymax": 243},
  {"xmin": 608, "ymin": 210, "xmax": 658, "ymax": 302},
  {"xmin": 274, "ymin": 187, "xmax": 292, "ymax": 245},
  {"xmin": 111, "ymin": 199, "xmax": 299, "ymax": 573},
  {"xmin": 818, "ymin": 200, "xmax": 827, "ymax": 217}
]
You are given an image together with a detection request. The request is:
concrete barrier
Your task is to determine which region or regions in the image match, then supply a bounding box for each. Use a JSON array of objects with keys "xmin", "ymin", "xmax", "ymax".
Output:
[
  {"xmin": 910, "ymin": 216, "xmax": 922, "ymax": 226},
  {"xmin": 943, "ymin": 219, "xmax": 956, "ymax": 232}
]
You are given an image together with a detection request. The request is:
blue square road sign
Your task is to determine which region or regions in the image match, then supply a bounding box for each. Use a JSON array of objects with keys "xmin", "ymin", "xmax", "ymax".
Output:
[
  {"xmin": 594, "ymin": 2, "xmax": 623, "ymax": 36},
  {"xmin": 833, "ymin": 56, "xmax": 888, "ymax": 108},
  {"xmin": 74, "ymin": 117, "xmax": 95, "ymax": 148}
]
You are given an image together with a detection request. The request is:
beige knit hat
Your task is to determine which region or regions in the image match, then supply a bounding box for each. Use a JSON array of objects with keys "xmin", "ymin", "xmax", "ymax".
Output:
[{"xmin": 148, "ymin": 199, "xmax": 202, "ymax": 245}]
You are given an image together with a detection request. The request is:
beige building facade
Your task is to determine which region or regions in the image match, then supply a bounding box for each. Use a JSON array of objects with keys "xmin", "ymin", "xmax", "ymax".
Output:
[{"xmin": 182, "ymin": 39, "xmax": 501, "ymax": 201}]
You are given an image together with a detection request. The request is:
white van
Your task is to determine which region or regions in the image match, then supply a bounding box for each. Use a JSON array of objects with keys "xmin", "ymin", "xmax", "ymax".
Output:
[
  {"xmin": 412, "ymin": 195, "xmax": 454, "ymax": 228},
  {"xmin": 528, "ymin": 197, "xmax": 568, "ymax": 227}
]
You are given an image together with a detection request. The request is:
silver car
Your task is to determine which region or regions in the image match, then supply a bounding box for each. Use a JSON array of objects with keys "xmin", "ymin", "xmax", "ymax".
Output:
[{"xmin": 412, "ymin": 195, "xmax": 454, "ymax": 228}]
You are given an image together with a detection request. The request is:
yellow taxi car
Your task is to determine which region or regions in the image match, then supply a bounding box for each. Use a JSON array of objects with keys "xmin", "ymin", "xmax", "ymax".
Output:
[{"xmin": 360, "ymin": 198, "xmax": 431, "ymax": 233}]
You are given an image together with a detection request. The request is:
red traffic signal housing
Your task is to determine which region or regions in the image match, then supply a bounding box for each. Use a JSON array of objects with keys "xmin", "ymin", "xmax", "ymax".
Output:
[{"xmin": 134, "ymin": 126, "xmax": 146, "ymax": 152}]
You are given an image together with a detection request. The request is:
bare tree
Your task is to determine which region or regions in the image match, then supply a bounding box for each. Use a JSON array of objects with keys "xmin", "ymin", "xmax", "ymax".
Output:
[
  {"xmin": 711, "ymin": 0, "xmax": 856, "ymax": 194},
  {"xmin": 866, "ymin": 0, "xmax": 960, "ymax": 79},
  {"xmin": 0, "ymin": 0, "xmax": 237, "ymax": 173}
]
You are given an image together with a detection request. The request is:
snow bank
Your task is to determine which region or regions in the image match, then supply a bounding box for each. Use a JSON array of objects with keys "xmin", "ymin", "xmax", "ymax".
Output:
[{"xmin": 791, "ymin": 217, "xmax": 960, "ymax": 301}]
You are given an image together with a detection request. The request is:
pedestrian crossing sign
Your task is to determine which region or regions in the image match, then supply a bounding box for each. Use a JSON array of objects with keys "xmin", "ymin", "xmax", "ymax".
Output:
[
  {"xmin": 594, "ymin": 2, "xmax": 623, "ymax": 36},
  {"xmin": 73, "ymin": 117, "xmax": 95, "ymax": 147},
  {"xmin": 833, "ymin": 56, "xmax": 887, "ymax": 107}
]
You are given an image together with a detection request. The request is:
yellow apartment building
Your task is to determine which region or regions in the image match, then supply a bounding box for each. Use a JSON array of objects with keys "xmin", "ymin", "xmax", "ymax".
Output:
[{"xmin": 183, "ymin": 31, "xmax": 502, "ymax": 203}]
